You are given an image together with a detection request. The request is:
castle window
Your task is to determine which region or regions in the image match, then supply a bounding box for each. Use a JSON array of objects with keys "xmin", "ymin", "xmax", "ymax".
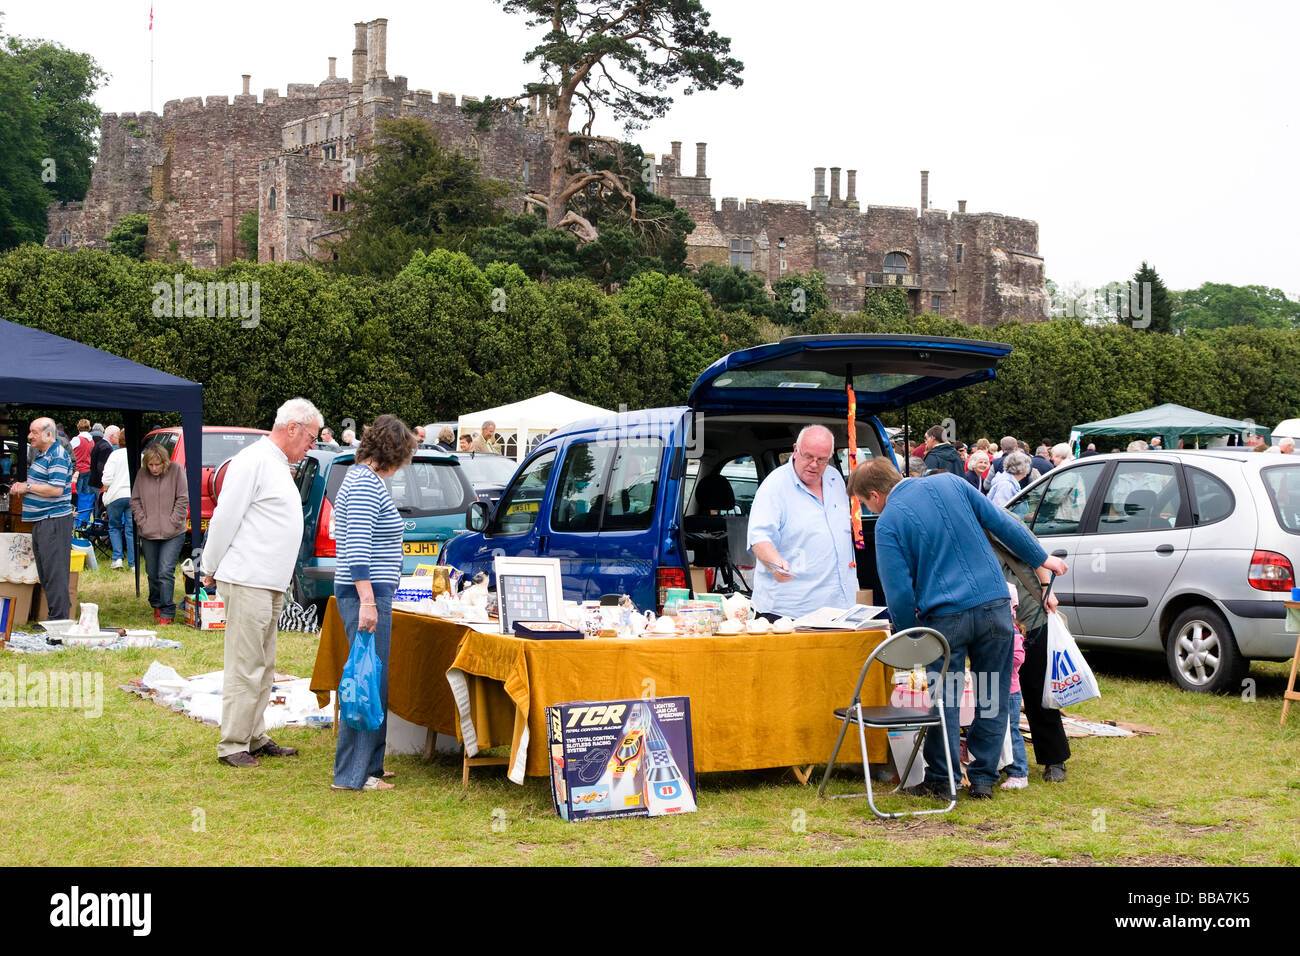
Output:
[
  {"xmin": 59, "ymin": 229, "xmax": 71, "ymax": 247},
  {"xmin": 930, "ymin": 295, "xmax": 942, "ymax": 314},
  {"xmin": 523, "ymin": 160, "xmax": 531, "ymax": 183},
  {"xmin": 268, "ymin": 187, "xmax": 277, "ymax": 211},
  {"xmin": 884, "ymin": 252, "xmax": 908, "ymax": 275},
  {"xmin": 729, "ymin": 237, "xmax": 753, "ymax": 270},
  {"xmin": 323, "ymin": 143, "xmax": 336, "ymax": 160},
  {"xmin": 332, "ymin": 193, "xmax": 346, "ymax": 213},
  {"xmin": 356, "ymin": 154, "xmax": 364, "ymax": 169},
  {"xmin": 270, "ymin": 247, "xmax": 276, "ymax": 262},
  {"xmin": 956, "ymin": 243, "xmax": 964, "ymax": 263}
]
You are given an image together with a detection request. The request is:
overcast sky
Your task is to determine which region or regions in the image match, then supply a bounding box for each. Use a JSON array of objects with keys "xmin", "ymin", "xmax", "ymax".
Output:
[{"xmin": 5, "ymin": 0, "xmax": 1296, "ymax": 295}]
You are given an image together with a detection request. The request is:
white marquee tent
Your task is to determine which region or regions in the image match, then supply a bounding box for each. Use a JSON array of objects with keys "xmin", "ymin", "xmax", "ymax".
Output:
[{"xmin": 457, "ymin": 392, "xmax": 614, "ymax": 462}]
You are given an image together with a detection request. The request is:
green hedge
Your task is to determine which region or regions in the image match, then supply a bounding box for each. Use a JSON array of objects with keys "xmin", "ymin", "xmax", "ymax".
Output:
[{"xmin": 2, "ymin": 245, "xmax": 1297, "ymax": 443}]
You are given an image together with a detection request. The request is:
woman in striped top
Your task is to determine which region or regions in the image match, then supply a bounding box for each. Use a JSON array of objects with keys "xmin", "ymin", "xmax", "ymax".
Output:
[{"xmin": 331, "ymin": 415, "xmax": 418, "ymax": 792}]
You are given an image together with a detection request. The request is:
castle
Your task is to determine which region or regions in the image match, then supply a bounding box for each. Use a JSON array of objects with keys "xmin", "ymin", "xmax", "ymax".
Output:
[{"xmin": 45, "ymin": 16, "xmax": 1048, "ymax": 326}]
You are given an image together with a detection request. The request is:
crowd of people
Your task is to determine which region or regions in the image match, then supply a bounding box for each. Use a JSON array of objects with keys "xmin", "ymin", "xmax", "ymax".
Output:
[{"xmin": 8, "ymin": 404, "xmax": 1294, "ymax": 799}]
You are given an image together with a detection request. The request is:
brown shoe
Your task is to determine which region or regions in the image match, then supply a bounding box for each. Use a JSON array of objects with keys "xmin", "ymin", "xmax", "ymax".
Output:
[
  {"xmin": 218, "ymin": 751, "xmax": 260, "ymax": 768},
  {"xmin": 158, "ymin": 617, "xmax": 173, "ymax": 626},
  {"xmin": 252, "ymin": 740, "xmax": 299, "ymax": 758}
]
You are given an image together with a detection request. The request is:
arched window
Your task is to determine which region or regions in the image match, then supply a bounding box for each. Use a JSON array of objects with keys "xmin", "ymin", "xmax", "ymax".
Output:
[
  {"xmin": 268, "ymin": 187, "xmax": 277, "ymax": 211},
  {"xmin": 59, "ymin": 229, "xmax": 71, "ymax": 247},
  {"xmin": 884, "ymin": 252, "xmax": 908, "ymax": 275}
]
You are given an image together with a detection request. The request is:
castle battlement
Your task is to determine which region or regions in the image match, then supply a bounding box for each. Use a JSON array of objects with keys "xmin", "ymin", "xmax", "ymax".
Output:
[{"xmin": 46, "ymin": 12, "xmax": 1046, "ymax": 326}]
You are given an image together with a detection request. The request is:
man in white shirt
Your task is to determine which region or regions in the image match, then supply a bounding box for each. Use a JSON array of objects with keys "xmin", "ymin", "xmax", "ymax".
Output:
[
  {"xmin": 202, "ymin": 398, "xmax": 321, "ymax": 768},
  {"xmin": 747, "ymin": 425, "xmax": 856, "ymax": 620}
]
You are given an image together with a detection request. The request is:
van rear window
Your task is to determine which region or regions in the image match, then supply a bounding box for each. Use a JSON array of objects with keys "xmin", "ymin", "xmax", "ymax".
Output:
[{"xmin": 1262, "ymin": 465, "xmax": 1300, "ymax": 534}]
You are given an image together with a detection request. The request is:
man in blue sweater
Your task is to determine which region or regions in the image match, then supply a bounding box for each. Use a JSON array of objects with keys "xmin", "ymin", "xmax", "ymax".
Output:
[{"xmin": 849, "ymin": 458, "xmax": 1068, "ymax": 799}]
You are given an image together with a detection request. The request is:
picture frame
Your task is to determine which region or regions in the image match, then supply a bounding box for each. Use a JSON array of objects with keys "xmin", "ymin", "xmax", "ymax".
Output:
[{"xmin": 493, "ymin": 556, "xmax": 564, "ymax": 635}]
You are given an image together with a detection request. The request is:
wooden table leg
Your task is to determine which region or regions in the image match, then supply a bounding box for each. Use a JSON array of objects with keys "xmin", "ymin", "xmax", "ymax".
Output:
[
  {"xmin": 1281, "ymin": 633, "xmax": 1300, "ymax": 728},
  {"xmin": 791, "ymin": 764, "xmax": 814, "ymax": 786}
]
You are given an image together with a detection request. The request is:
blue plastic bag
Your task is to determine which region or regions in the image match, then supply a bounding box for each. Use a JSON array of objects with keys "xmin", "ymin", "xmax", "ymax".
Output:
[{"xmin": 339, "ymin": 628, "xmax": 385, "ymax": 732}]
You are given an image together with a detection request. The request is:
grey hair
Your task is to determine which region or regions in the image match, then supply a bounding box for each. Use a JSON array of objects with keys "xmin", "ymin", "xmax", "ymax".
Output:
[
  {"xmin": 37, "ymin": 419, "xmax": 57, "ymax": 441},
  {"xmin": 273, "ymin": 397, "xmax": 323, "ymax": 430},
  {"xmin": 1126, "ymin": 440, "xmax": 1149, "ymax": 453},
  {"xmin": 1050, "ymin": 442, "xmax": 1072, "ymax": 460},
  {"xmin": 1004, "ymin": 450, "xmax": 1032, "ymax": 476},
  {"xmin": 796, "ymin": 424, "xmax": 835, "ymax": 449}
]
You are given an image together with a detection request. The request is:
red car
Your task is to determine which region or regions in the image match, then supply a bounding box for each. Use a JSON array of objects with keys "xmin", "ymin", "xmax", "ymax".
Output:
[{"xmin": 143, "ymin": 426, "xmax": 269, "ymax": 531}]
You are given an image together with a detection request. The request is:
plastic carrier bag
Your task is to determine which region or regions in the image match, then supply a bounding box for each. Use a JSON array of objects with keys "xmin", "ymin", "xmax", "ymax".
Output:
[
  {"xmin": 1042, "ymin": 611, "xmax": 1100, "ymax": 709},
  {"xmin": 339, "ymin": 628, "xmax": 385, "ymax": 732}
]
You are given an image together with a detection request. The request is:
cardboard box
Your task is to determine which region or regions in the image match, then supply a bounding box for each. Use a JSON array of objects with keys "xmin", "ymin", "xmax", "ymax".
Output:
[
  {"xmin": 547, "ymin": 696, "xmax": 697, "ymax": 822},
  {"xmin": 33, "ymin": 571, "xmax": 79, "ymax": 622},
  {"xmin": 182, "ymin": 594, "xmax": 226, "ymax": 630}
]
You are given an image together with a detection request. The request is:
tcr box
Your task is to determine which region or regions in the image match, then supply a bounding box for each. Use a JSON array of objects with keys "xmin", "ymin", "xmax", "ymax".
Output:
[{"xmin": 546, "ymin": 696, "xmax": 697, "ymax": 822}]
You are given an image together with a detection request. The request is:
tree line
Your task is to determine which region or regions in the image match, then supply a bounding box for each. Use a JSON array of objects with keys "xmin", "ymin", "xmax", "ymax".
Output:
[{"xmin": 3, "ymin": 244, "xmax": 1297, "ymax": 443}]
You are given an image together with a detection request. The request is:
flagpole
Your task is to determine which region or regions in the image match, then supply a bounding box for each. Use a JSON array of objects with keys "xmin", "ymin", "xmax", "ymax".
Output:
[{"xmin": 149, "ymin": 4, "xmax": 154, "ymax": 112}]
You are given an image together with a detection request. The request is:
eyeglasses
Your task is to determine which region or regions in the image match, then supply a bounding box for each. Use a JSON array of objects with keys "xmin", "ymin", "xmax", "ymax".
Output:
[{"xmin": 794, "ymin": 448, "xmax": 832, "ymax": 467}]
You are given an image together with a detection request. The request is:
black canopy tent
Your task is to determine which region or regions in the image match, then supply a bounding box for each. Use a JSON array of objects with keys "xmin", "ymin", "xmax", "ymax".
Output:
[{"xmin": 0, "ymin": 319, "xmax": 204, "ymax": 602}]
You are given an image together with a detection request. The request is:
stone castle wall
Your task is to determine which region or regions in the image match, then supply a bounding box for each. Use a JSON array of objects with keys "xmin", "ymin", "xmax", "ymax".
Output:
[{"xmin": 47, "ymin": 15, "xmax": 1047, "ymax": 325}]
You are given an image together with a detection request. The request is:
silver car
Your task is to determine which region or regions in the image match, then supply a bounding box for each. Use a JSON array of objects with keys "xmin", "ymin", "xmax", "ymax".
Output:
[{"xmin": 1005, "ymin": 450, "xmax": 1300, "ymax": 692}]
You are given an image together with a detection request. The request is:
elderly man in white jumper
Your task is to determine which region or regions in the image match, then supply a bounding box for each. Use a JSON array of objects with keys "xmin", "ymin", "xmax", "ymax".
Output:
[{"xmin": 201, "ymin": 398, "xmax": 322, "ymax": 768}]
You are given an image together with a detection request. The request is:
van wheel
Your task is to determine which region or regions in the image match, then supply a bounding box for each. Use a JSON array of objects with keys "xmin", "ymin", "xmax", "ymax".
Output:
[{"xmin": 1165, "ymin": 606, "xmax": 1247, "ymax": 693}]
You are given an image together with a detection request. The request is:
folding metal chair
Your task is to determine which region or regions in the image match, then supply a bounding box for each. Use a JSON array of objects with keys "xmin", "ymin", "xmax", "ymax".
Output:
[{"xmin": 817, "ymin": 625, "xmax": 956, "ymax": 818}]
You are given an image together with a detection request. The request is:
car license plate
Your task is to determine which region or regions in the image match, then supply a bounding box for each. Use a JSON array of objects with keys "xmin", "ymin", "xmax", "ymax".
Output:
[{"xmin": 403, "ymin": 541, "xmax": 440, "ymax": 556}]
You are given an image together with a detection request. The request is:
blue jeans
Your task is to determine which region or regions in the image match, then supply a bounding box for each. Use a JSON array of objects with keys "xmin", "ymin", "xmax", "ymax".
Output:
[
  {"xmin": 921, "ymin": 598, "xmax": 1014, "ymax": 789},
  {"xmin": 333, "ymin": 584, "xmax": 393, "ymax": 789},
  {"xmin": 75, "ymin": 473, "xmax": 94, "ymax": 523},
  {"xmin": 141, "ymin": 534, "xmax": 185, "ymax": 617},
  {"xmin": 106, "ymin": 497, "xmax": 135, "ymax": 566},
  {"xmin": 1005, "ymin": 690, "xmax": 1028, "ymax": 778}
]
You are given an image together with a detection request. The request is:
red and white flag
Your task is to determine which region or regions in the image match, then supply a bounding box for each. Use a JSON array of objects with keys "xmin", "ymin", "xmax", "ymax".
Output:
[{"xmin": 149, "ymin": 5, "xmax": 153, "ymax": 30}]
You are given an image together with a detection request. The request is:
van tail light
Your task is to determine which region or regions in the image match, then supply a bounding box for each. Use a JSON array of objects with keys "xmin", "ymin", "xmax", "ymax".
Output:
[
  {"xmin": 315, "ymin": 497, "xmax": 336, "ymax": 558},
  {"xmin": 656, "ymin": 566, "xmax": 688, "ymax": 612},
  {"xmin": 1248, "ymin": 550, "xmax": 1294, "ymax": 591}
]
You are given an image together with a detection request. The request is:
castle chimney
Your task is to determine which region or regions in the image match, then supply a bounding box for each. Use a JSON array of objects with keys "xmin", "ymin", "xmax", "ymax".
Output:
[
  {"xmin": 328, "ymin": 57, "xmax": 337, "ymax": 80},
  {"xmin": 830, "ymin": 166, "xmax": 841, "ymax": 202},
  {"xmin": 671, "ymin": 141, "xmax": 681, "ymax": 170},
  {"xmin": 367, "ymin": 18, "xmax": 388, "ymax": 80},
  {"xmin": 958, "ymin": 199, "xmax": 967, "ymax": 214},
  {"xmin": 695, "ymin": 142, "xmax": 707, "ymax": 178},
  {"xmin": 242, "ymin": 74, "xmax": 250, "ymax": 96},
  {"xmin": 352, "ymin": 22, "xmax": 367, "ymax": 93},
  {"xmin": 814, "ymin": 167, "xmax": 826, "ymax": 196},
  {"xmin": 920, "ymin": 170, "xmax": 929, "ymax": 214},
  {"xmin": 846, "ymin": 169, "xmax": 857, "ymax": 202}
]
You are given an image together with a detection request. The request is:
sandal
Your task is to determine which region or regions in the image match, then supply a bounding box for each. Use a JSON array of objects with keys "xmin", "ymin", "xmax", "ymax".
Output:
[
  {"xmin": 330, "ymin": 777, "xmax": 394, "ymax": 791},
  {"xmin": 381, "ymin": 770, "xmax": 395, "ymax": 779}
]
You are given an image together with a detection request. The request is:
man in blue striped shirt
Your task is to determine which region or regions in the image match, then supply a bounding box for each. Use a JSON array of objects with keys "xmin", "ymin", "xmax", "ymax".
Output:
[{"xmin": 11, "ymin": 418, "xmax": 75, "ymax": 619}]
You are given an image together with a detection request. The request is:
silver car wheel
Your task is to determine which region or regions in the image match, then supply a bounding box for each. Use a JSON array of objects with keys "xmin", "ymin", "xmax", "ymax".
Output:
[
  {"xmin": 1166, "ymin": 605, "xmax": 1244, "ymax": 693},
  {"xmin": 1174, "ymin": 619, "xmax": 1221, "ymax": 686}
]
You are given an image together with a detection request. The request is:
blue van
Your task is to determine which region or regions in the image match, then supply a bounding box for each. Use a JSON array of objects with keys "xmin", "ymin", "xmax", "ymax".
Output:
[{"xmin": 439, "ymin": 334, "xmax": 1012, "ymax": 612}]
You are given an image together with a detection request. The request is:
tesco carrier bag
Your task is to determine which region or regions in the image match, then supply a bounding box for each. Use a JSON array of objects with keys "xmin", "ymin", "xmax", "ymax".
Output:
[{"xmin": 1042, "ymin": 611, "xmax": 1100, "ymax": 709}]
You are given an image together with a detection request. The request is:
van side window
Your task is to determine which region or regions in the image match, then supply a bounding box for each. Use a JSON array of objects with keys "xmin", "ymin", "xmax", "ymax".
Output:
[
  {"xmin": 488, "ymin": 450, "xmax": 556, "ymax": 535},
  {"xmin": 602, "ymin": 440, "xmax": 664, "ymax": 531},
  {"xmin": 551, "ymin": 442, "xmax": 616, "ymax": 533}
]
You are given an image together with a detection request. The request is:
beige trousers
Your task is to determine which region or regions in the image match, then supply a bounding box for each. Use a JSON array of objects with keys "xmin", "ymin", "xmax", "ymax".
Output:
[{"xmin": 217, "ymin": 581, "xmax": 284, "ymax": 758}]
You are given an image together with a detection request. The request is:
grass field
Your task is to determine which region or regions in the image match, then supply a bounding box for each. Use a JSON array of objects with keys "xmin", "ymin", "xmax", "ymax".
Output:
[{"xmin": 4, "ymin": 564, "xmax": 1300, "ymax": 866}]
